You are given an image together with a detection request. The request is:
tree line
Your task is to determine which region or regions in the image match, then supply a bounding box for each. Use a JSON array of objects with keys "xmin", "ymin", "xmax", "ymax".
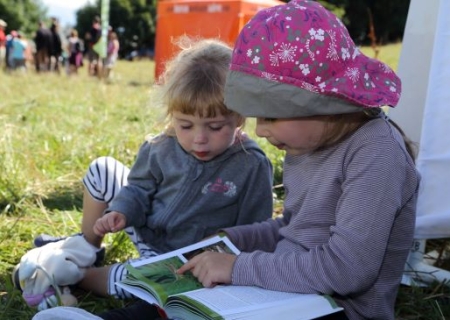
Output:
[
  {"xmin": 0, "ymin": 0, "xmax": 45, "ymax": 35},
  {"xmin": 319, "ymin": 0, "xmax": 411, "ymax": 44},
  {"xmin": 1, "ymin": 0, "xmax": 410, "ymax": 57}
]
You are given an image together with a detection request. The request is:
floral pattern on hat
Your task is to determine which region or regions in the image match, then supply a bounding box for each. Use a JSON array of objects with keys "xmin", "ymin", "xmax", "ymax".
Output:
[{"xmin": 230, "ymin": 0, "xmax": 401, "ymax": 108}]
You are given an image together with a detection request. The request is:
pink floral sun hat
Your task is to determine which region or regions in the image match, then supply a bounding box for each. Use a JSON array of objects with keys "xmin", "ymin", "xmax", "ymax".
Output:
[{"xmin": 224, "ymin": 0, "xmax": 401, "ymax": 118}]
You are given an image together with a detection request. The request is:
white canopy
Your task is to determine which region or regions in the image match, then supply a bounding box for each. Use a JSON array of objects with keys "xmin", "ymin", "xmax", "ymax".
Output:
[{"xmin": 390, "ymin": 0, "xmax": 450, "ymax": 240}]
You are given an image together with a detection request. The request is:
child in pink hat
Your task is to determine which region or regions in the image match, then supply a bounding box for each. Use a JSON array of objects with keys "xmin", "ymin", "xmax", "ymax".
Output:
[{"xmin": 179, "ymin": 1, "xmax": 420, "ymax": 319}]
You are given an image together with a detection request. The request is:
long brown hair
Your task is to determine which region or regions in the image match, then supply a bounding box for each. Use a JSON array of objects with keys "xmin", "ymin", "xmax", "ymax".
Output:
[{"xmin": 317, "ymin": 111, "xmax": 417, "ymax": 162}]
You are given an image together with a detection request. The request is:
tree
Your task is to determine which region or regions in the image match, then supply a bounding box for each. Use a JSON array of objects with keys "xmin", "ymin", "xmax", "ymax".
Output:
[
  {"xmin": 371, "ymin": 0, "xmax": 410, "ymax": 43},
  {"xmin": 0, "ymin": 0, "xmax": 46, "ymax": 36},
  {"xmin": 75, "ymin": 0, "xmax": 157, "ymax": 58},
  {"xmin": 323, "ymin": 0, "xmax": 410, "ymax": 45}
]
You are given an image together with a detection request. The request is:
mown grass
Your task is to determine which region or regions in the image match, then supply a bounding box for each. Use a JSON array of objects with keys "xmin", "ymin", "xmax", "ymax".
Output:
[{"xmin": 0, "ymin": 44, "xmax": 449, "ymax": 319}]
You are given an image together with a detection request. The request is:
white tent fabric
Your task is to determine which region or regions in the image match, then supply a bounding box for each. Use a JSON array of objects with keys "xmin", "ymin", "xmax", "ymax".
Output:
[{"xmin": 390, "ymin": 0, "xmax": 450, "ymax": 240}]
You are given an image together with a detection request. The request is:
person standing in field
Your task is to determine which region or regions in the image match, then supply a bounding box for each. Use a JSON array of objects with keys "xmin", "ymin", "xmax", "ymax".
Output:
[
  {"xmin": 26, "ymin": 38, "xmax": 274, "ymax": 320},
  {"xmin": 178, "ymin": 1, "xmax": 420, "ymax": 320},
  {"xmin": 0, "ymin": 19, "xmax": 7, "ymax": 68},
  {"xmin": 67, "ymin": 29, "xmax": 83, "ymax": 75},
  {"xmin": 49, "ymin": 18, "xmax": 63, "ymax": 73},
  {"xmin": 86, "ymin": 15, "xmax": 102, "ymax": 77},
  {"xmin": 11, "ymin": 31, "xmax": 27, "ymax": 71},
  {"xmin": 34, "ymin": 21, "xmax": 52, "ymax": 72},
  {"xmin": 103, "ymin": 29, "xmax": 120, "ymax": 80}
]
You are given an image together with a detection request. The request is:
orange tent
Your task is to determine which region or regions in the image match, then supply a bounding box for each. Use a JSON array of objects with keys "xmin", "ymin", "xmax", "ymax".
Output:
[{"xmin": 154, "ymin": 0, "xmax": 284, "ymax": 79}]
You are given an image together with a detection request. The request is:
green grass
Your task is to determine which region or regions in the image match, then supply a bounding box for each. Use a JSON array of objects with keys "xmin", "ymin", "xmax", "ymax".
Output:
[{"xmin": 1, "ymin": 45, "xmax": 449, "ymax": 319}]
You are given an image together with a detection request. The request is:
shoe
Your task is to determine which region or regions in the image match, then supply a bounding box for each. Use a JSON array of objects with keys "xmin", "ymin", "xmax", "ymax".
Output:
[
  {"xmin": 11, "ymin": 263, "xmax": 22, "ymax": 291},
  {"xmin": 94, "ymin": 247, "xmax": 105, "ymax": 267},
  {"xmin": 34, "ymin": 233, "xmax": 105, "ymax": 266}
]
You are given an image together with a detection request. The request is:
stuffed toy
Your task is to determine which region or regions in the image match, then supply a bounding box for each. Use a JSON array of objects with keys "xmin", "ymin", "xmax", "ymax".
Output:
[{"xmin": 15, "ymin": 235, "xmax": 97, "ymax": 310}]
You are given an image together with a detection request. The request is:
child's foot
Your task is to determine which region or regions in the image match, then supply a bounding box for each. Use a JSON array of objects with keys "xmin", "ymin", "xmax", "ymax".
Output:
[
  {"xmin": 94, "ymin": 247, "xmax": 105, "ymax": 267},
  {"xmin": 33, "ymin": 233, "xmax": 105, "ymax": 266},
  {"xmin": 33, "ymin": 233, "xmax": 82, "ymax": 247}
]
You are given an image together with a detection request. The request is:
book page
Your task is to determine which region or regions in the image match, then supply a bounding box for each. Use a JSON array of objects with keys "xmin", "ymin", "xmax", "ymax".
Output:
[
  {"xmin": 131, "ymin": 235, "xmax": 240, "ymax": 267},
  {"xmin": 117, "ymin": 235, "xmax": 241, "ymax": 306},
  {"xmin": 123, "ymin": 256, "xmax": 203, "ymax": 305},
  {"xmin": 167, "ymin": 285, "xmax": 343, "ymax": 320}
]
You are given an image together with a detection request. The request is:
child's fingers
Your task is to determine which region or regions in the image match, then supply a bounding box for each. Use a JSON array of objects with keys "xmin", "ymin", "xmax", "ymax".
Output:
[
  {"xmin": 107, "ymin": 216, "xmax": 118, "ymax": 232},
  {"xmin": 109, "ymin": 215, "xmax": 125, "ymax": 232},
  {"xmin": 177, "ymin": 255, "xmax": 200, "ymax": 274},
  {"xmin": 115, "ymin": 219, "xmax": 125, "ymax": 232},
  {"xmin": 177, "ymin": 261, "xmax": 193, "ymax": 274},
  {"xmin": 93, "ymin": 222, "xmax": 106, "ymax": 236}
]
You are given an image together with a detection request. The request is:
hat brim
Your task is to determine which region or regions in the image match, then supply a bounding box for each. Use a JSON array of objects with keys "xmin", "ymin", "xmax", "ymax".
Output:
[{"xmin": 224, "ymin": 70, "xmax": 362, "ymax": 118}]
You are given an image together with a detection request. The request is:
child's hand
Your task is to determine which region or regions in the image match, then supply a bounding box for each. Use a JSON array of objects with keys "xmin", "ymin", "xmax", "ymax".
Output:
[
  {"xmin": 177, "ymin": 252, "xmax": 236, "ymax": 287},
  {"xmin": 93, "ymin": 211, "xmax": 126, "ymax": 236}
]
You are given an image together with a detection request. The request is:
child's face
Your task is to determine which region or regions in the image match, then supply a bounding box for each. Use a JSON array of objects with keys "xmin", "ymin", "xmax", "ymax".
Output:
[
  {"xmin": 255, "ymin": 117, "xmax": 326, "ymax": 155},
  {"xmin": 172, "ymin": 111, "xmax": 240, "ymax": 161}
]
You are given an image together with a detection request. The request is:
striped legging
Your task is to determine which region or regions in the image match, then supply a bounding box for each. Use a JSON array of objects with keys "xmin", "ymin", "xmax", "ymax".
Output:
[{"xmin": 83, "ymin": 156, "xmax": 158, "ymax": 299}]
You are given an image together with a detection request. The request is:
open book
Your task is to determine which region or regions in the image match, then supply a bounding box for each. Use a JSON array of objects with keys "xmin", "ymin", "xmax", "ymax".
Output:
[{"xmin": 116, "ymin": 235, "xmax": 344, "ymax": 320}]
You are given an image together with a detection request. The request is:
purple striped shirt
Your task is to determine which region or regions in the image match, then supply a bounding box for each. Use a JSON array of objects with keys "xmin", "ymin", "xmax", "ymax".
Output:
[{"xmin": 225, "ymin": 118, "xmax": 419, "ymax": 320}]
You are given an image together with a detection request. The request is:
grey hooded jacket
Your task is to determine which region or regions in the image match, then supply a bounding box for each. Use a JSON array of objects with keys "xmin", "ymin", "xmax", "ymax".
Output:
[{"xmin": 107, "ymin": 133, "xmax": 274, "ymax": 253}]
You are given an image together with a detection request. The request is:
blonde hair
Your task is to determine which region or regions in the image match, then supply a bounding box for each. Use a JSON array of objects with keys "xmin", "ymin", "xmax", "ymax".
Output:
[
  {"xmin": 70, "ymin": 29, "xmax": 78, "ymax": 37},
  {"xmin": 158, "ymin": 37, "xmax": 244, "ymax": 135}
]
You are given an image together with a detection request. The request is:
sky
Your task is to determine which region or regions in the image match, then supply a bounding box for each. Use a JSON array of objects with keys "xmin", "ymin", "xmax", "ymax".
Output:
[{"xmin": 41, "ymin": 0, "xmax": 92, "ymax": 27}]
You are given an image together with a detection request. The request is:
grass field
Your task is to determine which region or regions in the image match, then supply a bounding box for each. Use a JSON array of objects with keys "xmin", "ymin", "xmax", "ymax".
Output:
[{"xmin": 1, "ymin": 43, "xmax": 449, "ymax": 319}]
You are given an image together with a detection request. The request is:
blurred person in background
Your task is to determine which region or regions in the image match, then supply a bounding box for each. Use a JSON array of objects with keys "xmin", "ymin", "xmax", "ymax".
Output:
[
  {"xmin": 11, "ymin": 31, "xmax": 27, "ymax": 72},
  {"xmin": 103, "ymin": 29, "xmax": 119, "ymax": 80},
  {"xmin": 34, "ymin": 21, "xmax": 52, "ymax": 72},
  {"xmin": 49, "ymin": 18, "xmax": 63, "ymax": 73},
  {"xmin": 67, "ymin": 29, "xmax": 83, "ymax": 75},
  {"xmin": 4, "ymin": 30, "xmax": 17, "ymax": 72},
  {"xmin": 0, "ymin": 19, "xmax": 6, "ymax": 68},
  {"xmin": 86, "ymin": 15, "xmax": 102, "ymax": 77}
]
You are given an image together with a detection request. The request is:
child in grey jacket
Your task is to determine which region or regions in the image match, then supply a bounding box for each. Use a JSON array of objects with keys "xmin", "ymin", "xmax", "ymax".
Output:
[
  {"xmin": 29, "ymin": 38, "xmax": 273, "ymax": 310},
  {"xmin": 82, "ymin": 38, "xmax": 274, "ymax": 299}
]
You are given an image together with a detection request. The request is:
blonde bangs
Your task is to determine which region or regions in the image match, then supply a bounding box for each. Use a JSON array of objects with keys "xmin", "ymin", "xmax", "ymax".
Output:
[{"xmin": 166, "ymin": 89, "xmax": 232, "ymax": 118}]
